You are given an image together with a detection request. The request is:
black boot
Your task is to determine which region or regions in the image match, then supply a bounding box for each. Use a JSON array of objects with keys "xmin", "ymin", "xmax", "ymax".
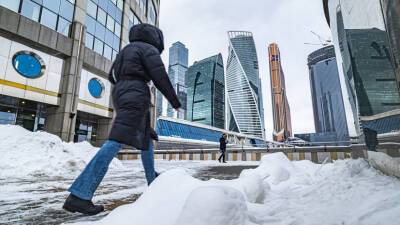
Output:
[{"xmin": 63, "ymin": 194, "xmax": 104, "ymax": 216}]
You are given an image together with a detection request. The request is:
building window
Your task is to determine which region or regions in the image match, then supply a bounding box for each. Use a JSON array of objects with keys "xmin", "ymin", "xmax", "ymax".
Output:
[
  {"xmin": 0, "ymin": 0, "xmax": 21, "ymax": 13},
  {"xmin": 128, "ymin": 9, "xmax": 141, "ymax": 29},
  {"xmin": 3, "ymin": 0, "xmax": 74, "ymax": 36},
  {"xmin": 21, "ymin": 0, "xmax": 41, "ymax": 22},
  {"xmin": 12, "ymin": 51, "xmax": 45, "ymax": 79},
  {"xmin": 41, "ymin": 8, "xmax": 58, "ymax": 30},
  {"xmin": 147, "ymin": 0, "xmax": 156, "ymax": 25},
  {"xmin": 85, "ymin": 0, "xmax": 123, "ymax": 60},
  {"xmin": 136, "ymin": 0, "xmax": 146, "ymax": 14},
  {"xmin": 88, "ymin": 78, "xmax": 105, "ymax": 98}
]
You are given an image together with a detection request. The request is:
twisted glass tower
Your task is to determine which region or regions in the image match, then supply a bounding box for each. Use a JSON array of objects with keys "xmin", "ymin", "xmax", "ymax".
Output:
[{"xmin": 226, "ymin": 31, "xmax": 265, "ymax": 138}]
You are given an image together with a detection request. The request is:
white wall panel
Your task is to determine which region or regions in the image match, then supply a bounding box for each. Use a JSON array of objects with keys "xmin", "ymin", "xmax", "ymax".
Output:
[
  {"xmin": 78, "ymin": 69, "xmax": 113, "ymax": 118},
  {"xmin": 0, "ymin": 38, "xmax": 63, "ymax": 106},
  {"xmin": 0, "ymin": 55, "xmax": 7, "ymax": 80},
  {"xmin": 0, "ymin": 37, "xmax": 11, "ymax": 58}
]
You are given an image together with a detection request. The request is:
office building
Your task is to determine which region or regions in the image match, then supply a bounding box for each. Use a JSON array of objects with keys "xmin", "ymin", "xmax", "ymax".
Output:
[
  {"xmin": 226, "ymin": 31, "xmax": 265, "ymax": 138},
  {"xmin": 167, "ymin": 41, "xmax": 188, "ymax": 119},
  {"xmin": 0, "ymin": 0, "xmax": 160, "ymax": 146},
  {"xmin": 186, "ymin": 54, "xmax": 225, "ymax": 129},
  {"xmin": 381, "ymin": 0, "xmax": 400, "ymax": 90},
  {"xmin": 323, "ymin": 0, "xmax": 400, "ymax": 135},
  {"xmin": 308, "ymin": 45, "xmax": 349, "ymax": 145},
  {"xmin": 268, "ymin": 43, "xmax": 292, "ymax": 142}
]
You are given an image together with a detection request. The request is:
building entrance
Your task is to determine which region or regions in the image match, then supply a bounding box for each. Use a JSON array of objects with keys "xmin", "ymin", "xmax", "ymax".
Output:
[{"xmin": 0, "ymin": 95, "xmax": 47, "ymax": 131}]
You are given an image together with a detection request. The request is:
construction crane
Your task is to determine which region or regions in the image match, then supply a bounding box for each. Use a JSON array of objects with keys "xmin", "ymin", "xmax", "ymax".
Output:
[{"xmin": 304, "ymin": 31, "xmax": 332, "ymax": 46}]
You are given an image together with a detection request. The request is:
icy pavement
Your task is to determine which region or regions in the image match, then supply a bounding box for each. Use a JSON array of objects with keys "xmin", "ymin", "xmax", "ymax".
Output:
[{"xmin": 0, "ymin": 160, "xmax": 257, "ymax": 225}]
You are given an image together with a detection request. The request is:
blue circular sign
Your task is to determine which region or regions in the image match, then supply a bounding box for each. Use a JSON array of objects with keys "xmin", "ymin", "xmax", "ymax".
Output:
[
  {"xmin": 88, "ymin": 78, "xmax": 104, "ymax": 98},
  {"xmin": 12, "ymin": 51, "xmax": 45, "ymax": 78}
]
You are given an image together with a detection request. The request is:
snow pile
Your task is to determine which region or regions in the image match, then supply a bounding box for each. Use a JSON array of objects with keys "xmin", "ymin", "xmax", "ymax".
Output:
[
  {"xmin": 367, "ymin": 151, "xmax": 400, "ymax": 178},
  {"xmin": 0, "ymin": 125, "xmax": 124, "ymax": 179},
  {"xmin": 68, "ymin": 152, "xmax": 400, "ymax": 225}
]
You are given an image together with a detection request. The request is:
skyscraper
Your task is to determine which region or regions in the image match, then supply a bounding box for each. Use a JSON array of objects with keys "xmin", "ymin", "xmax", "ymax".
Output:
[
  {"xmin": 380, "ymin": 0, "xmax": 400, "ymax": 91},
  {"xmin": 268, "ymin": 43, "xmax": 292, "ymax": 142},
  {"xmin": 186, "ymin": 54, "xmax": 225, "ymax": 129},
  {"xmin": 156, "ymin": 90, "xmax": 163, "ymax": 117},
  {"xmin": 308, "ymin": 45, "xmax": 349, "ymax": 144},
  {"xmin": 226, "ymin": 31, "xmax": 265, "ymax": 138},
  {"xmin": 323, "ymin": 0, "xmax": 400, "ymax": 135},
  {"xmin": 167, "ymin": 42, "xmax": 189, "ymax": 119}
]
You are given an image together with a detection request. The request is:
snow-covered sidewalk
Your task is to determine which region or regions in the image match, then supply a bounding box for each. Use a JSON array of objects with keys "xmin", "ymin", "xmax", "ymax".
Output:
[
  {"xmin": 68, "ymin": 154, "xmax": 400, "ymax": 225},
  {"xmin": 1, "ymin": 125, "xmax": 400, "ymax": 225}
]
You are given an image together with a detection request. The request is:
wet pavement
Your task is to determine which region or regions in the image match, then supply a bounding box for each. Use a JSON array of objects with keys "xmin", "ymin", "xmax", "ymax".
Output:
[{"xmin": 0, "ymin": 160, "xmax": 257, "ymax": 225}]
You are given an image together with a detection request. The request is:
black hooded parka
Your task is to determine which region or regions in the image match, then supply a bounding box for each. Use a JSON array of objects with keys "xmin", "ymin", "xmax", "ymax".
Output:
[{"xmin": 108, "ymin": 24, "xmax": 181, "ymax": 150}]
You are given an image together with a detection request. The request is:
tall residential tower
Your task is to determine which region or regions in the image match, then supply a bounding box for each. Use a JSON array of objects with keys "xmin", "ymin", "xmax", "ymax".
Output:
[
  {"xmin": 226, "ymin": 31, "xmax": 265, "ymax": 138},
  {"xmin": 186, "ymin": 54, "xmax": 225, "ymax": 129},
  {"xmin": 268, "ymin": 43, "xmax": 292, "ymax": 142},
  {"xmin": 167, "ymin": 42, "xmax": 188, "ymax": 119}
]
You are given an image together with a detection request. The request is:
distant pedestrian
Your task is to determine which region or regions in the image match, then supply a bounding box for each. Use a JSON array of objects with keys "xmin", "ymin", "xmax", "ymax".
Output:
[
  {"xmin": 218, "ymin": 134, "xmax": 228, "ymax": 163},
  {"xmin": 63, "ymin": 23, "xmax": 181, "ymax": 216}
]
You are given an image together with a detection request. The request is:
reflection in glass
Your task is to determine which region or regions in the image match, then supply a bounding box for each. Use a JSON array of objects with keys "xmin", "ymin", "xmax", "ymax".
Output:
[
  {"xmin": 40, "ymin": 8, "xmax": 57, "ymax": 30},
  {"xmin": 327, "ymin": 0, "xmax": 400, "ymax": 134},
  {"xmin": 21, "ymin": 0, "xmax": 41, "ymax": 21},
  {"xmin": 0, "ymin": 0, "xmax": 21, "ymax": 12}
]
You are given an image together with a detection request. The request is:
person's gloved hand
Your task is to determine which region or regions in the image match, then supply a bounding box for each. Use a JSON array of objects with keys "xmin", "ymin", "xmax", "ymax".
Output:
[{"xmin": 150, "ymin": 128, "xmax": 159, "ymax": 141}]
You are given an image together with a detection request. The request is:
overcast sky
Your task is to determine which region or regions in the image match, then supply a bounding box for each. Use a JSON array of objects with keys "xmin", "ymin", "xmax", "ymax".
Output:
[{"xmin": 158, "ymin": 0, "xmax": 355, "ymax": 140}]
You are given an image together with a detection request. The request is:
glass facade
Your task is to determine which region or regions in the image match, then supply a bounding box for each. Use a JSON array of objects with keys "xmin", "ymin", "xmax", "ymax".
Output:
[
  {"xmin": 308, "ymin": 45, "xmax": 349, "ymax": 145},
  {"xmin": 380, "ymin": 0, "xmax": 400, "ymax": 91},
  {"xmin": 85, "ymin": 0, "xmax": 123, "ymax": 60},
  {"xmin": 74, "ymin": 112, "xmax": 99, "ymax": 145},
  {"xmin": 147, "ymin": 0, "xmax": 156, "ymax": 25},
  {"xmin": 0, "ymin": 95, "xmax": 47, "ymax": 131},
  {"xmin": 156, "ymin": 90, "xmax": 163, "ymax": 117},
  {"xmin": 156, "ymin": 118, "xmax": 222, "ymax": 142},
  {"xmin": 167, "ymin": 42, "xmax": 188, "ymax": 119},
  {"xmin": 128, "ymin": 8, "xmax": 141, "ymax": 29},
  {"xmin": 156, "ymin": 118, "xmax": 265, "ymax": 147},
  {"xmin": 186, "ymin": 54, "xmax": 225, "ymax": 129},
  {"xmin": 326, "ymin": 0, "xmax": 400, "ymax": 134},
  {"xmin": 0, "ymin": 0, "xmax": 75, "ymax": 36},
  {"xmin": 226, "ymin": 31, "xmax": 264, "ymax": 138},
  {"xmin": 135, "ymin": 0, "xmax": 146, "ymax": 14}
]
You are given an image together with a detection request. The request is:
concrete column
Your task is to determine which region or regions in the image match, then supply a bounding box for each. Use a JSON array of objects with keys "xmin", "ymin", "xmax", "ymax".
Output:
[
  {"xmin": 95, "ymin": 118, "xmax": 113, "ymax": 147},
  {"xmin": 45, "ymin": 22, "xmax": 86, "ymax": 142}
]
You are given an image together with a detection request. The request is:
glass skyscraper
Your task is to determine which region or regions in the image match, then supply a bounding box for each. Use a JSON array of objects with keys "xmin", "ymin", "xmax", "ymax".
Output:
[
  {"xmin": 380, "ymin": 0, "xmax": 400, "ymax": 91},
  {"xmin": 308, "ymin": 45, "xmax": 349, "ymax": 144},
  {"xmin": 323, "ymin": 0, "xmax": 400, "ymax": 135},
  {"xmin": 226, "ymin": 31, "xmax": 265, "ymax": 138},
  {"xmin": 167, "ymin": 42, "xmax": 188, "ymax": 119},
  {"xmin": 186, "ymin": 54, "xmax": 225, "ymax": 129}
]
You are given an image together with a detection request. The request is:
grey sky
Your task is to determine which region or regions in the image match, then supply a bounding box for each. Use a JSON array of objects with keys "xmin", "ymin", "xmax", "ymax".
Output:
[{"xmin": 159, "ymin": 0, "xmax": 355, "ymax": 140}]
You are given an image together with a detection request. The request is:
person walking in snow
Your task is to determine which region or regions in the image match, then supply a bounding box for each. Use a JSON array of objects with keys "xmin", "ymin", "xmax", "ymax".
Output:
[
  {"xmin": 218, "ymin": 134, "xmax": 228, "ymax": 163},
  {"xmin": 63, "ymin": 24, "xmax": 181, "ymax": 216}
]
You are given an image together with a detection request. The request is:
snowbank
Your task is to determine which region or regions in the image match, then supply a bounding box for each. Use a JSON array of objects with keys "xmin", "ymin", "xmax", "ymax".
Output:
[
  {"xmin": 67, "ymin": 152, "xmax": 400, "ymax": 225},
  {"xmin": 367, "ymin": 151, "xmax": 400, "ymax": 178},
  {"xmin": 0, "ymin": 125, "xmax": 123, "ymax": 179}
]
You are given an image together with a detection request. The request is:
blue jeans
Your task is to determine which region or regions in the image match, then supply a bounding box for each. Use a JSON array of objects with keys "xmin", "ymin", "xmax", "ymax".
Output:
[{"xmin": 68, "ymin": 139, "xmax": 156, "ymax": 200}]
